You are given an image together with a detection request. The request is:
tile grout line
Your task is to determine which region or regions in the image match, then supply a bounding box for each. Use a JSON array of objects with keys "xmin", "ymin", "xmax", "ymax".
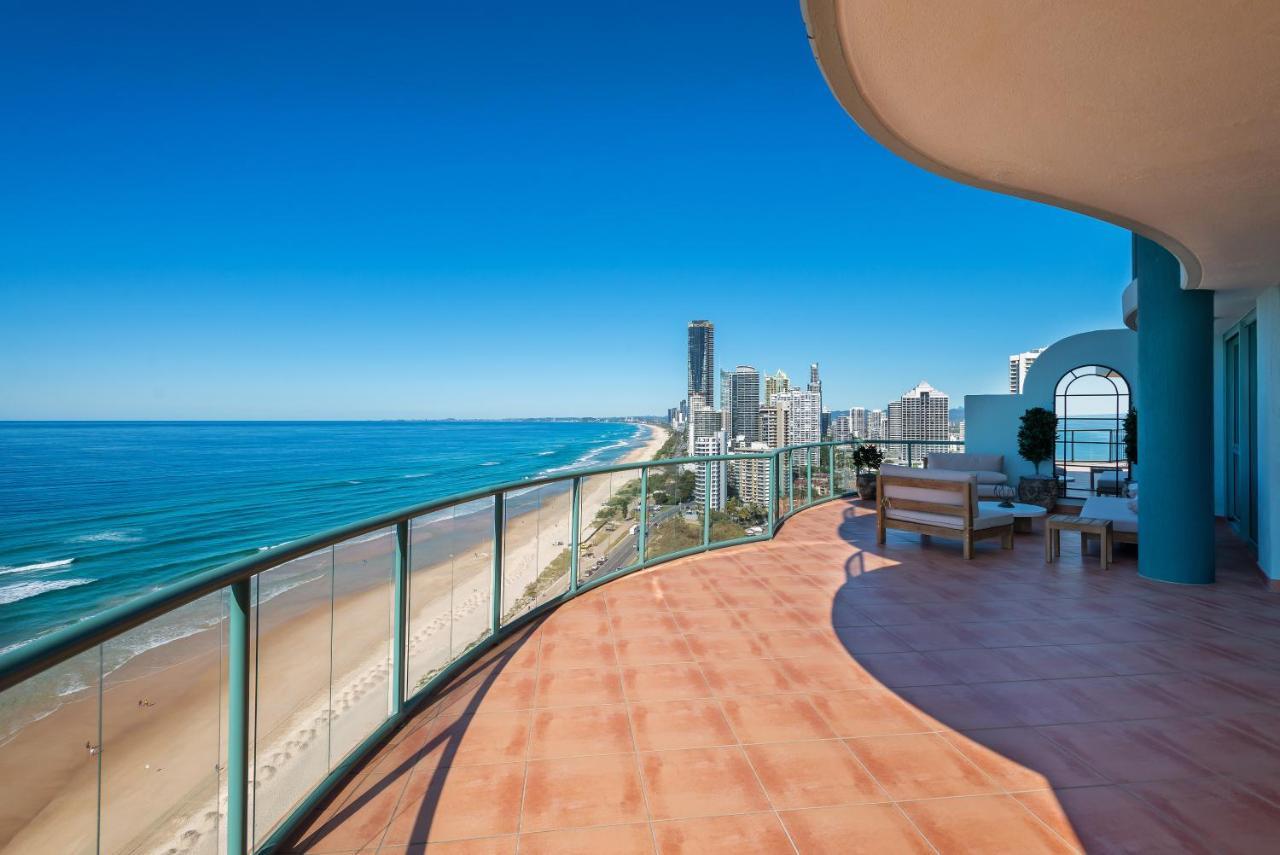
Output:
[
  {"xmin": 605, "ymin": 586, "xmax": 662, "ymax": 853},
  {"xmin": 510, "ymin": 624, "xmax": 544, "ymax": 854},
  {"xmin": 673, "ymin": 578, "xmax": 801, "ymax": 855}
]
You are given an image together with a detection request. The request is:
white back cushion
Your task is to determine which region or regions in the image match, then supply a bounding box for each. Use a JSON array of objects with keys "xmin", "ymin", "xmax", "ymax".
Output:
[
  {"xmin": 880, "ymin": 464, "xmax": 976, "ymax": 518},
  {"xmin": 926, "ymin": 453, "xmax": 1003, "ymax": 473}
]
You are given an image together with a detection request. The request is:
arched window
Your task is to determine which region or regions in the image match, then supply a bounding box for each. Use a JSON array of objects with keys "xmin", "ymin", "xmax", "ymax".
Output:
[{"xmin": 1054, "ymin": 365, "xmax": 1131, "ymax": 500}]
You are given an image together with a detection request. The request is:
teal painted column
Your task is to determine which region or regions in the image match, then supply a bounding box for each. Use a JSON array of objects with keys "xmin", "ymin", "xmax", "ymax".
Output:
[{"xmin": 1134, "ymin": 234, "xmax": 1215, "ymax": 584}]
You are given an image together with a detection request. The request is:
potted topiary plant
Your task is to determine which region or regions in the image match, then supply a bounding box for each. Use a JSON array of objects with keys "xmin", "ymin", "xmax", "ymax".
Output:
[
  {"xmin": 851, "ymin": 444, "xmax": 885, "ymax": 501},
  {"xmin": 1016, "ymin": 406, "xmax": 1060, "ymax": 508}
]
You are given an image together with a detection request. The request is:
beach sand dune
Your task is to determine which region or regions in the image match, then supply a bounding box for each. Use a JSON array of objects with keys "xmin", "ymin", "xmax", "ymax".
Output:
[{"xmin": 0, "ymin": 423, "xmax": 670, "ymax": 855}]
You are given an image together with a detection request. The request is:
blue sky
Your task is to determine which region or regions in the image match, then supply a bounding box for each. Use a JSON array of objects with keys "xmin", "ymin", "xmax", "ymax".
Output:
[{"xmin": 0, "ymin": 1, "xmax": 1129, "ymax": 420}]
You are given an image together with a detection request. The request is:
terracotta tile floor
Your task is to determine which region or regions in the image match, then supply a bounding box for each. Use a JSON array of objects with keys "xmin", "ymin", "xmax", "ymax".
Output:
[{"xmin": 286, "ymin": 500, "xmax": 1280, "ymax": 854}]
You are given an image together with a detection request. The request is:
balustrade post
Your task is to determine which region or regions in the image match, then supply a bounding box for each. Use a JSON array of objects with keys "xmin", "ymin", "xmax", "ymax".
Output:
[
  {"xmin": 491, "ymin": 494, "xmax": 504, "ymax": 633},
  {"xmin": 637, "ymin": 468, "xmax": 648, "ymax": 564},
  {"xmin": 391, "ymin": 521, "xmax": 409, "ymax": 718},
  {"xmin": 227, "ymin": 578, "xmax": 252, "ymax": 855},
  {"xmin": 569, "ymin": 477, "xmax": 581, "ymax": 593},
  {"xmin": 828, "ymin": 445, "xmax": 836, "ymax": 497}
]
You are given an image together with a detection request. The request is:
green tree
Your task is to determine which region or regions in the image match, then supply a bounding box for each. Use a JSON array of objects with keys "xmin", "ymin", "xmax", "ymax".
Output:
[
  {"xmin": 1018, "ymin": 407, "xmax": 1058, "ymax": 475},
  {"xmin": 1124, "ymin": 406, "xmax": 1137, "ymax": 465}
]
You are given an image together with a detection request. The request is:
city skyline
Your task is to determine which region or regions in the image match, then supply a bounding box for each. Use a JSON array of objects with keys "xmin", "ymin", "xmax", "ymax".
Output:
[{"xmin": 679, "ymin": 318, "xmax": 964, "ymax": 468}]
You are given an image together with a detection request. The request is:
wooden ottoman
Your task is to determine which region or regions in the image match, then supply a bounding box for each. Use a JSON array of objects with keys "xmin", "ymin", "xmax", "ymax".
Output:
[{"xmin": 1045, "ymin": 514, "xmax": 1113, "ymax": 570}]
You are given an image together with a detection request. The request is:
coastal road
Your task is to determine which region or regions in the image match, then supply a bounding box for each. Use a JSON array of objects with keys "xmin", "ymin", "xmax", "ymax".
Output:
[{"xmin": 579, "ymin": 504, "xmax": 687, "ymax": 584}]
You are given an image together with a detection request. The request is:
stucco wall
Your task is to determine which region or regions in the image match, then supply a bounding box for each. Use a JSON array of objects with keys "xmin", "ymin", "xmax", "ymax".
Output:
[{"xmin": 965, "ymin": 329, "xmax": 1139, "ymax": 493}]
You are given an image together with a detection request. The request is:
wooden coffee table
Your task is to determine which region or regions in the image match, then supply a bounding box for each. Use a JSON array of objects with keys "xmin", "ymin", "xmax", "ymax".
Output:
[
  {"xmin": 1045, "ymin": 514, "xmax": 1113, "ymax": 569},
  {"xmin": 978, "ymin": 501, "xmax": 1046, "ymax": 533}
]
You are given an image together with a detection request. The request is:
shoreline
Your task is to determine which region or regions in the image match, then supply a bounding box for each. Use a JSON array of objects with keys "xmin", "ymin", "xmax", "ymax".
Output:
[{"xmin": 0, "ymin": 422, "xmax": 670, "ymax": 854}]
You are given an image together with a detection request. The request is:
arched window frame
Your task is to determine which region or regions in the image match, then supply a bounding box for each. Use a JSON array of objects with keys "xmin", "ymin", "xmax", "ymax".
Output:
[{"xmin": 1054, "ymin": 365, "xmax": 1131, "ymax": 500}]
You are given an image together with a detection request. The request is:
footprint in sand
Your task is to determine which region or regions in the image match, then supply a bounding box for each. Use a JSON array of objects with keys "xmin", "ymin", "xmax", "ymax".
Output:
[{"xmin": 259, "ymin": 766, "xmax": 276, "ymax": 781}]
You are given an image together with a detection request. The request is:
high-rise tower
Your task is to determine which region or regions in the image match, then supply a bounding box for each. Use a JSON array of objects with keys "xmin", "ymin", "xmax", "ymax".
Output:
[
  {"xmin": 687, "ymin": 320, "xmax": 715, "ymax": 407},
  {"xmin": 888, "ymin": 381, "xmax": 951, "ymax": 460},
  {"xmin": 764, "ymin": 369, "xmax": 790, "ymax": 405},
  {"xmin": 1008, "ymin": 348, "xmax": 1046, "ymax": 394},
  {"xmin": 807, "ymin": 362, "xmax": 823, "ymax": 431},
  {"xmin": 723, "ymin": 365, "xmax": 761, "ymax": 443}
]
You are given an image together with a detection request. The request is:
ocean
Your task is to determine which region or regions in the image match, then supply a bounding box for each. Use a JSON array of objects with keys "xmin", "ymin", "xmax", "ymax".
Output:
[
  {"xmin": 1056, "ymin": 416, "xmax": 1128, "ymax": 463},
  {"xmin": 0, "ymin": 420, "xmax": 647, "ymax": 658}
]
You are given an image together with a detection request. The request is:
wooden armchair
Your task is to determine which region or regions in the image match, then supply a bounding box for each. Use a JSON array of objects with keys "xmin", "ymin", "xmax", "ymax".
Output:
[{"xmin": 876, "ymin": 464, "xmax": 1015, "ymax": 559}]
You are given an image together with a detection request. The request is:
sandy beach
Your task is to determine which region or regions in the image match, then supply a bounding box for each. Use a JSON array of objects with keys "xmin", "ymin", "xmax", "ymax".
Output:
[{"xmin": 0, "ymin": 423, "xmax": 669, "ymax": 855}]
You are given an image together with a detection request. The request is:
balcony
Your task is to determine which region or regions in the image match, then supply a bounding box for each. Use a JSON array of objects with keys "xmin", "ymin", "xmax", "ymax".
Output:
[
  {"xmin": 284, "ymin": 499, "xmax": 1279, "ymax": 854},
  {"xmin": 2, "ymin": 439, "xmax": 1275, "ymax": 854}
]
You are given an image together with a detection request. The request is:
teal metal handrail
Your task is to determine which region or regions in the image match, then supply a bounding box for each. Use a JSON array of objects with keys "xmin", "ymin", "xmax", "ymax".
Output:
[{"xmin": 0, "ymin": 436, "xmax": 962, "ymax": 854}]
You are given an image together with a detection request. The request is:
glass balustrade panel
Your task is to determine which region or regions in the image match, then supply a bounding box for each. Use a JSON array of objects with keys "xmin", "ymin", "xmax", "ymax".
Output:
[
  {"xmin": 330, "ymin": 528, "xmax": 395, "ymax": 764},
  {"xmin": 712, "ymin": 457, "xmax": 761, "ymax": 546},
  {"xmin": 576, "ymin": 473, "xmax": 614, "ymax": 587},
  {"xmin": 833, "ymin": 445, "xmax": 855, "ymax": 495},
  {"xmin": 99, "ymin": 592, "xmax": 224, "ymax": 855},
  {"xmin": 406, "ymin": 500, "xmax": 496, "ymax": 698},
  {"xmin": 446, "ymin": 498, "xmax": 496, "ymax": 663},
  {"xmin": 643, "ymin": 463, "xmax": 700, "ymax": 562},
  {"xmin": 604, "ymin": 469, "xmax": 642, "ymax": 575},
  {"xmin": 812, "ymin": 446, "xmax": 832, "ymax": 504},
  {"xmin": 251, "ymin": 549, "xmax": 334, "ymax": 845},
  {"xmin": 501, "ymin": 482, "xmax": 569, "ymax": 626},
  {"xmin": 0, "ymin": 647, "xmax": 102, "ymax": 855}
]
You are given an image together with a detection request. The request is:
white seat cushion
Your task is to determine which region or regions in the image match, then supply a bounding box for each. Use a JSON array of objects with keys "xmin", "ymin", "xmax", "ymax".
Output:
[
  {"xmin": 1081, "ymin": 497, "xmax": 1138, "ymax": 534},
  {"xmin": 887, "ymin": 506, "xmax": 1013, "ymax": 531},
  {"xmin": 973, "ymin": 470, "xmax": 1008, "ymax": 485}
]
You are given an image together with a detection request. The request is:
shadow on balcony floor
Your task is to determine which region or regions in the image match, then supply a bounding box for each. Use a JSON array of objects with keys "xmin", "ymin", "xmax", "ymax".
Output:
[{"xmin": 284, "ymin": 499, "xmax": 1280, "ymax": 854}]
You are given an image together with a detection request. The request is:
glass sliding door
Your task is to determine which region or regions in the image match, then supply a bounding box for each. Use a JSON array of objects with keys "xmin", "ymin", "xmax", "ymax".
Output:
[{"xmin": 1224, "ymin": 317, "xmax": 1258, "ymax": 546}]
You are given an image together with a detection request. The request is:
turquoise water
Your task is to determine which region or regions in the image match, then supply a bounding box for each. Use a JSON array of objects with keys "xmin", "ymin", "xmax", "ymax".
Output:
[
  {"xmin": 1057, "ymin": 416, "xmax": 1128, "ymax": 463},
  {"xmin": 0, "ymin": 421, "xmax": 646, "ymax": 656}
]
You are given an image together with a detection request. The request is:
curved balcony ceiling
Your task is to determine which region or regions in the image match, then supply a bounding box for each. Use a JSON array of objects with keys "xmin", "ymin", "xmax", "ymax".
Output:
[{"xmin": 802, "ymin": 1, "xmax": 1280, "ymax": 291}]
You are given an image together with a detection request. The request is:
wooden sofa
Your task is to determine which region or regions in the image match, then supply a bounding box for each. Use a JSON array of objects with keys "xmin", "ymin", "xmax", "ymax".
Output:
[{"xmin": 877, "ymin": 464, "xmax": 1015, "ymax": 559}]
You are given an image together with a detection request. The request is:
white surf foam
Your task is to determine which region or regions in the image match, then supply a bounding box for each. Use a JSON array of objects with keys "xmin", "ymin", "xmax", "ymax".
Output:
[
  {"xmin": 0, "ymin": 558, "xmax": 75, "ymax": 576},
  {"xmin": 257, "ymin": 540, "xmax": 293, "ymax": 552},
  {"xmin": 69, "ymin": 530, "xmax": 143, "ymax": 544},
  {"xmin": 0, "ymin": 578, "xmax": 94, "ymax": 606}
]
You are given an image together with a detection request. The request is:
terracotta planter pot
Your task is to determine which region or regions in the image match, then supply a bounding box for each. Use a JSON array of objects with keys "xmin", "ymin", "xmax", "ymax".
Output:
[{"xmin": 856, "ymin": 472, "xmax": 878, "ymax": 501}]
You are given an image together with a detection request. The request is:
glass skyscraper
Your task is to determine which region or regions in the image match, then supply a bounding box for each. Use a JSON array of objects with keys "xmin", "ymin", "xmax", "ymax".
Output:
[{"xmin": 686, "ymin": 320, "xmax": 715, "ymax": 406}]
